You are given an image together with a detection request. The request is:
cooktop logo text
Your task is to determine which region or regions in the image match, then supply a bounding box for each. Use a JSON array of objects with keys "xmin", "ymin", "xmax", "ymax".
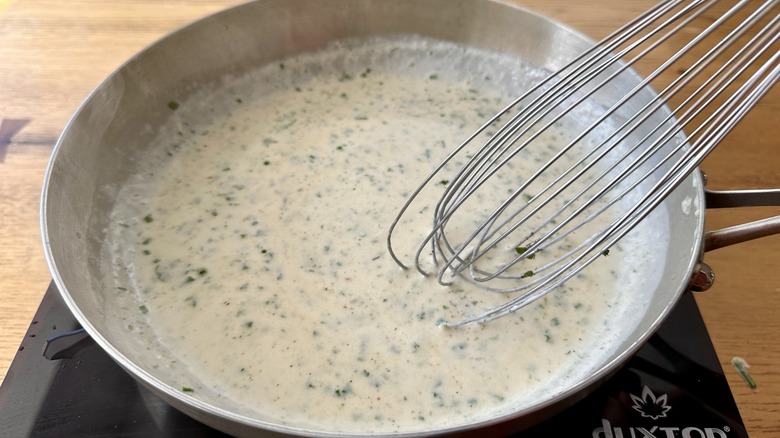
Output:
[{"xmin": 592, "ymin": 386, "xmax": 732, "ymax": 438}]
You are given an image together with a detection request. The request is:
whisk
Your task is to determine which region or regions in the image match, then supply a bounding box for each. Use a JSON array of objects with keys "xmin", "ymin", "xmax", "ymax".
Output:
[{"xmin": 387, "ymin": 0, "xmax": 780, "ymax": 326}]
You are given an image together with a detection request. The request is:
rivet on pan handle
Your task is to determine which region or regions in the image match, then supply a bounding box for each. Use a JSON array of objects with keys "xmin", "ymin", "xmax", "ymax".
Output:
[{"xmin": 690, "ymin": 262, "xmax": 715, "ymax": 292}]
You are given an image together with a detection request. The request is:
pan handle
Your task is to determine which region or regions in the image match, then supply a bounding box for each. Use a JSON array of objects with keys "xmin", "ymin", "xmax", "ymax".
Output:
[
  {"xmin": 703, "ymin": 187, "xmax": 780, "ymax": 252},
  {"xmin": 688, "ymin": 184, "xmax": 780, "ymax": 292}
]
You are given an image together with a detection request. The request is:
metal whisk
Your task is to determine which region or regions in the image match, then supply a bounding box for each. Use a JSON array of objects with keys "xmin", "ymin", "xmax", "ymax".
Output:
[{"xmin": 387, "ymin": 0, "xmax": 780, "ymax": 326}]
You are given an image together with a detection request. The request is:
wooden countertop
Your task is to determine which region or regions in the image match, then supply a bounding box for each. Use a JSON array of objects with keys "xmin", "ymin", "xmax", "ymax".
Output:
[{"xmin": 1, "ymin": 0, "xmax": 778, "ymax": 435}]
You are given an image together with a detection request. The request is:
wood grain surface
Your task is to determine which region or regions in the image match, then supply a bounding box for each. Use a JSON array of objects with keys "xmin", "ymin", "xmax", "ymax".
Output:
[{"xmin": 1, "ymin": 0, "xmax": 778, "ymax": 436}]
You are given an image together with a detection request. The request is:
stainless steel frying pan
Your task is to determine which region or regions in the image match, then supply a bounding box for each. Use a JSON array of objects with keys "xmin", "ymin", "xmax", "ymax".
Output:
[{"xmin": 40, "ymin": 0, "xmax": 779, "ymax": 436}]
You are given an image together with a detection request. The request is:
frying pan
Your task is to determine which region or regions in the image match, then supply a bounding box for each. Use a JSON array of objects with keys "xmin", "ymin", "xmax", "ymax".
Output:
[{"xmin": 40, "ymin": 0, "xmax": 779, "ymax": 436}]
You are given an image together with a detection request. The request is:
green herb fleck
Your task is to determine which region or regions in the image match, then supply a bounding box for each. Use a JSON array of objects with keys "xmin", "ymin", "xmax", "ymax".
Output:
[
  {"xmin": 181, "ymin": 387, "xmax": 194, "ymax": 393},
  {"xmin": 138, "ymin": 305, "xmax": 149, "ymax": 314},
  {"xmin": 521, "ymin": 270, "xmax": 534, "ymax": 278},
  {"xmin": 167, "ymin": 101, "xmax": 179, "ymax": 111},
  {"xmin": 515, "ymin": 246, "xmax": 536, "ymax": 259},
  {"xmin": 143, "ymin": 214, "xmax": 154, "ymax": 223},
  {"xmin": 602, "ymin": 249, "xmax": 610, "ymax": 256},
  {"xmin": 334, "ymin": 384, "xmax": 352, "ymax": 397},
  {"xmin": 732, "ymin": 357, "xmax": 757, "ymax": 389},
  {"xmin": 154, "ymin": 264, "xmax": 165, "ymax": 282}
]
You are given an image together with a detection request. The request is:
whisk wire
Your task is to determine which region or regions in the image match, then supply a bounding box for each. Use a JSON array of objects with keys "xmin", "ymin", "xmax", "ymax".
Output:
[
  {"xmin": 386, "ymin": 0, "xmax": 697, "ymax": 271},
  {"xmin": 387, "ymin": 0, "xmax": 780, "ymax": 325},
  {"xmin": 437, "ymin": 0, "xmax": 723, "ymax": 282},
  {"xmin": 427, "ymin": 0, "xmax": 719, "ymax": 280}
]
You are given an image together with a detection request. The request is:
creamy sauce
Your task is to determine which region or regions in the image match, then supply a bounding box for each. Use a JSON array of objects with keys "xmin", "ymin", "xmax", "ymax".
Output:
[{"xmin": 108, "ymin": 38, "xmax": 661, "ymax": 434}]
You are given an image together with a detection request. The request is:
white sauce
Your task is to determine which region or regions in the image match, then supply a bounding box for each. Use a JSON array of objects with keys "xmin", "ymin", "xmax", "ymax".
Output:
[{"xmin": 108, "ymin": 37, "xmax": 663, "ymax": 434}]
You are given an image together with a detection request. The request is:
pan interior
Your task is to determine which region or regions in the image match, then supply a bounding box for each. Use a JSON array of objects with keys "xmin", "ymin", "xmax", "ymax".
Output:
[
  {"xmin": 42, "ymin": 0, "xmax": 704, "ymax": 436},
  {"xmin": 104, "ymin": 36, "xmax": 671, "ymax": 433}
]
